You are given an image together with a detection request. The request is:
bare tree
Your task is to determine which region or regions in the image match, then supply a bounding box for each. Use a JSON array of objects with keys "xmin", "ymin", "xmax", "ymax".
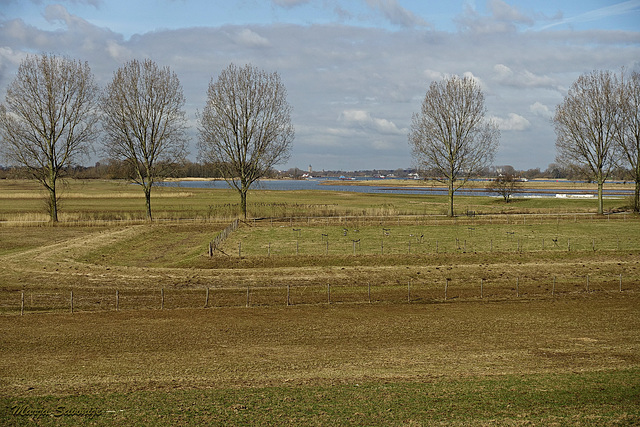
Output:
[
  {"xmin": 409, "ymin": 75, "xmax": 499, "ymax": 217},
  {"xmin": 554, "ymin": 70, "xmax": 620, "ymax": 215},
  {"xmin": 0, "ymin": 54, "xmax": 99, "ymax": 222},
  {"xmin": 487, "ymin": 173, "xmax": 521, "ymax": 203},
  {"xmin": 618, "ymin": 70, "xmax": 640, "ymax": 212},
  {"xmin": 101, "ymin": 59, "xmax": 188, "ymax": 220},
  {"xmin": 198, "ymin": 63, "xmax": 294, "ymax": 219}
]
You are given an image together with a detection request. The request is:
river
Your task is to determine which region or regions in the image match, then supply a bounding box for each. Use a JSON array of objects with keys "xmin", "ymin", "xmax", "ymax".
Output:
[{"xmin": 160, "ymin": 177, "xmax": 632, "ymax": 198}]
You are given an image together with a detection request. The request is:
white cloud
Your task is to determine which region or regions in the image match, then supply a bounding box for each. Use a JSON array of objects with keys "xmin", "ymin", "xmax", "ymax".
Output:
[
  {"xmin": 529, "ymin": 102, "xmax": 553, "ymax": 119},
  {"xmin": 105, "ymin": 39, "xmax": 131, "ymax": 62},
  {"xmin": 493, "ymin": 64, "xmax": 556, "ymax": 89},
  {"xmin": 0, "ymin": 3, "xmax": 638, "ymax": 170},
  {"xmin": 493, "ymin": 64, "xmax": 513, "ymax": 80},
  {"xmin": 456, "ymin": 0, "xmax": 534, "ymax": 33},
  {"xmin": 340, "ymin": 109, "xmax": 406, "ymax": 136},
  {"xmin": 364, "ymin": 0, "xmax": 430, "ymax": 28},
  {"xmin": 234, "ymin": 29, "xmax": 271, "ymax": 48},
  {"xmin": 423, "ymin": 69, "xmax": 445, "ymax": 81},
  {"xmin": 489, "ymin": 0, "xmax": 534, "ymax": 26},
  {"xmin": 490, "ymin": 113, "xmax": 531, "ymax": 131}
]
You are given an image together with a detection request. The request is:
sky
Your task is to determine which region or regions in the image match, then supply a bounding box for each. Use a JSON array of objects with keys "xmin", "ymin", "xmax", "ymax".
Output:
[{"xmin": 1, "ymin": 0, "xmax": 639, "ymax": 171}]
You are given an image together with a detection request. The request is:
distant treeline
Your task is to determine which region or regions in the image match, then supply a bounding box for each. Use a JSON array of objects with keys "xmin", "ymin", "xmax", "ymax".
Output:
[{"xmin": 0, "ymin": 161, "xmax": 634, "ymax": 182}]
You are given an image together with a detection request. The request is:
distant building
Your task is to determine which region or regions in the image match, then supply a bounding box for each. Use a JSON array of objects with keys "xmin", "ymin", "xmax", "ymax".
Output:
[{"xmin": 308, "ymin": 164, "xmax": 312, "ymax": 173}]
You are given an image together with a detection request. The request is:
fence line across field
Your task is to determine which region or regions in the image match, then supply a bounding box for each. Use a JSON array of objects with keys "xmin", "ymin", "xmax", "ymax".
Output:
[
  {"xmin": 226, "ymin": 234, "xmax": 637, "ymax": 257},
  {"xmin": 209, "ymin": 218, "xmax": 239, "ymax": 255},
  {"xmin": 206, "ymin": 213, "xmax": 640, "ymax": 258},
  {"xmin": 250, "ymin": 211, "xmax": 632, "ymax": 227},
  {"xmin": 5, "ymin": 273, "xmax": 634, "ymax": 315}
]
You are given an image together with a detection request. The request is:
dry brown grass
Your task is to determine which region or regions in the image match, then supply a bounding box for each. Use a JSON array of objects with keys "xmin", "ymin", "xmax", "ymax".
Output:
[{"xmin": 1, "ymin": 293, "xmax": 638, "ymax": 397}]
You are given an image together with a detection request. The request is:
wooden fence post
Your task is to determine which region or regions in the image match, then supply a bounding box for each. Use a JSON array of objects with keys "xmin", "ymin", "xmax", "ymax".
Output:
[
  {"xmin": 620, "ymin": 274, "xmax": 623, "ymax": 292},
  {"xmin": 70, "ymin": 290, "xmax": 74, "ymax": 314},
  {"xmin": 586, "ymin": 274, "xmax": 589, "ymax": 292},
  {"xmin": 445, "ymin": 279, "xmax": 449, "ymax": 301},
  {"xmin": 407, "ymin": 280, "xmax": 411, "ymax": 302},
  {"xmin": 21, "ymin": 292, "xmax": 24, "ymax": 316},
  {"xmin": 205, "ymin": 288, "xmax": 209, "ymax": 308},
  {"xmin": 327, "ymin": 283, "xmax": 331, "ymax": 304},
  {"xmin": 246, "ymin": 286, "xmax": 250, "ymax": 307}
]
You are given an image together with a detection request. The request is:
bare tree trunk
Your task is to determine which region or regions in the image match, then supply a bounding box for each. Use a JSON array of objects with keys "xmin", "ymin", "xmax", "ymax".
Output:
[
  {"xmin": 144, "ymin": 185, "xmax": 153, "ymax": 221},
  {"xmin": 48, "ymin": 168, "xmax": 58, "ymax": 223},
  {"xmin": 597, "ymin": 179, "xmax": 604, "ymax": 215},
  {"xmin": 49, "ymin": 187, "xmax": 58, "ymax": 222},
  {"xmin": 448, "ymin": 179, "xmax": 455, "ymax": 217},
  {"xmin": 635, "ymin": 179, "xmax": 640, "ymax": 213},
  {"xmin": 240, "ymin": 189, "xmax": 248, "ymax": 219}
]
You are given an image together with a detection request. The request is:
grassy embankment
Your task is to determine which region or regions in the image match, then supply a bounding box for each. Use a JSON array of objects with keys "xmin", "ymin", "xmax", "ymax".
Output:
[{"xmin": 1, "ymin": 178, "xmax": 639, "ymax": 425}]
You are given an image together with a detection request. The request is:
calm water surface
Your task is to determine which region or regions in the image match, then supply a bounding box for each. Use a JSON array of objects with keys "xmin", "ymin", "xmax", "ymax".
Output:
[{"xmin": 161, "ymin": 178, "xmax": 632, "ymax": 198}]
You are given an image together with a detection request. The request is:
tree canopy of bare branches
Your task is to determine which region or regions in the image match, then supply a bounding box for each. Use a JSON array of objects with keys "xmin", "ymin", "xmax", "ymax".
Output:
[
  {"xmin": 198, "ymin": 63, "xmax": 294, "ymax": 219},
  {"xmin": 409, "ymin": 75, "xmax": 499, "ymax": 217},
  {"xmin": 0, "ymin": 54, "xmax": 99, "ymax": 222},
  {"xmin": 554, "ymin": 70, "xmax": 620, "ymax": 215},
  {"xmin": 618, "ymin": 70, "xmax": 640, "ymax": 212},
  {"xmin": 101, "ymin": 59, "xmax": 188, "ymax": 220},
  {"xmin": 487, "ymin": 173, "xmax": 522, "ymax": 203}
]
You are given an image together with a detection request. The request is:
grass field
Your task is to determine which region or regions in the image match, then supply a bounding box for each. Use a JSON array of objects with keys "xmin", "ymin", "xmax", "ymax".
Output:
[
  {"xmin": 0, "ymin": 178, "xmax": 634, "ymax": 222},
  {"xmin": 1, "ymin": 178, "xmax": 639, "ymax": 425}
]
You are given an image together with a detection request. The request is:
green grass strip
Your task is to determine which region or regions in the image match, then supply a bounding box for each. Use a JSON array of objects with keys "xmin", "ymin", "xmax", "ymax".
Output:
[{"xmin": 2, "ymin": 368, "xmax": 639, "ymax": 426}]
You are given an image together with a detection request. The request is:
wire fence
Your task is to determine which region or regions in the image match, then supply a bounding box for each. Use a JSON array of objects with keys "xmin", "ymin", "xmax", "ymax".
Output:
[
  {"xmin": 221, "ymin": 213, "xmax": 640, "ymax": 257},
  {"xmin": 2, "ymin": 273, "xmax": 635, "ymax": 315},
  {"xmin": 209, "ymin": 218, "xmax": 239, "ymax": 255}
]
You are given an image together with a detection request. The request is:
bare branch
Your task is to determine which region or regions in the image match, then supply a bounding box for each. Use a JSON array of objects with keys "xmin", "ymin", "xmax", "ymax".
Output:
[
  {"xmin": 554, "ymin": 70, "xmax": 621, "ymax": 214},
  {"xmin": 408, "ymin": 75, "xmax": 499, "ymax": 216},
  {"xmin": 0, "ymin": 54, "xmax": 99, "ymax": 222},
  {"xmin": 101, "ymin": 59, "xmax": 188, "ymax": 220},
  {"xmin": 198, "ymin": 63, "xmax": 294, "ymax": 219}
]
